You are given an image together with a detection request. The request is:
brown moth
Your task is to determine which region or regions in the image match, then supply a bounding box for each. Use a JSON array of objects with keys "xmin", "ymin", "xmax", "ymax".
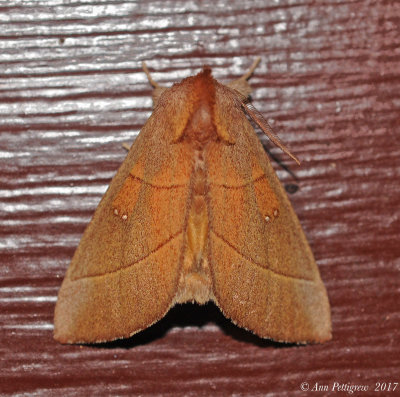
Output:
[{"xmin": 54, "ymin": 59, "xmax": 331, "ymax": 344}]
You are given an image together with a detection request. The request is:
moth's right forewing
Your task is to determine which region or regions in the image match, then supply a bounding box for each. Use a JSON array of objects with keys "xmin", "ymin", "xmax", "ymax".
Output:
[{"xmin": 207, "ymin": 84, "xmax": 331, "ymax": 344}]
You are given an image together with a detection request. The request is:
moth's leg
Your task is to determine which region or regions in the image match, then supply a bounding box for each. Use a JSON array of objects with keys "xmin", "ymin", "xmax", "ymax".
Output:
[
  {"xmin": 238, "ymin": 58, "xmax": 261, "ymax": 81},
  {"xmin": 121, "ymin": 63, "xmax": 170, "ymax": 150},
  {"xmin": 122, "ymin": 143, "xmax": 131, "ymax": 151},
  {"xmin": 142, "ymin": 62, "xmax": 168, "ymax": 107},
  {"xmin": 227, "ymin": 58, "xmax": 261, "ymax": 98}
]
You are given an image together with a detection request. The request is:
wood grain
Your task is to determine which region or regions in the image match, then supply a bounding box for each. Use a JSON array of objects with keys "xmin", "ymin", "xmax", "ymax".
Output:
[{"xmin": 1, "ymin": 0, "xmax": 399, "ymax": 395}]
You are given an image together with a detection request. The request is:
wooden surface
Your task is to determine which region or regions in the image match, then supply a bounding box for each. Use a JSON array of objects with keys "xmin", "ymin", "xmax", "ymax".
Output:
[{"xmin": 1, "ymin": 0, "xmax": 399, "ymax": 395}]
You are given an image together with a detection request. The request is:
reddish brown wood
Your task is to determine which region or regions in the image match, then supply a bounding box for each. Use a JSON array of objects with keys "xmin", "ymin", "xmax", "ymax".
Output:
[{"xmin": 1, "ymin": 0, "xmax": 399, "ymax": 395}]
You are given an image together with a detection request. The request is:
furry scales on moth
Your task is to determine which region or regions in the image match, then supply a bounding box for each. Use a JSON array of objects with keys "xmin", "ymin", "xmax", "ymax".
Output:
[{"xmin": 54, "ymin": 59, "xmax": 331, "ymax": 344}]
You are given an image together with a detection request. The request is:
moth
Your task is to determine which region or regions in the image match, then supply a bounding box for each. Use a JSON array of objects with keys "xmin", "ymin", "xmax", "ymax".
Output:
[{"xmin": 54, "ymin": 59, "xmax": 331, "ymax": 344}]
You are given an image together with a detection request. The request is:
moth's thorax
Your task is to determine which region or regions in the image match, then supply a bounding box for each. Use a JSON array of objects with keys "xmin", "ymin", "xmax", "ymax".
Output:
[
  {"xmin": 182, "ymin": 68, "xmax": 218, "ymax": 148},
  {"xmin": 185, "ymin": 100, "xmax": 216, "ymax": 147}
]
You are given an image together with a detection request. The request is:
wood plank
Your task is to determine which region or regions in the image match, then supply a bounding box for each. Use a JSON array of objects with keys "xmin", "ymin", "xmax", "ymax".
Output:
[{"xmin": 1, "ymin": 0, "xmax": 399, "ymax": 395}]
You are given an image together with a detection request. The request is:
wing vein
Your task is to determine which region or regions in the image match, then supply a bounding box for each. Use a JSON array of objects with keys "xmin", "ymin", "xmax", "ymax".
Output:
[
  {"xmin": 211, "ymin": 230, "xmax": 314, "ymax": 282},
  {"xmin": 71, "ymin": 230, "xmax": 183, "ymax": 281},
  {"xmin": 209, "ymin": 174, "xmax": 265, "ymax": 189},
  {"xmin": 129, "ymin": 173, "xmax": 186, "ymax": 189}
]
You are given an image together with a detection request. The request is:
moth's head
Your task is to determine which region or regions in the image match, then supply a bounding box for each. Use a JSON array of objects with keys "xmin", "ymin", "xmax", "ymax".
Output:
[{"xmin": 143, "ymin": 60, "xmax": 258, "ymax": 108}]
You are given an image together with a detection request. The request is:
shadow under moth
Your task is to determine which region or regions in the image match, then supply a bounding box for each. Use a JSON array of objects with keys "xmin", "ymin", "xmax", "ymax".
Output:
[{"xmin": 54, "ymin": 59, "xmax": 331, "ymax": 344}]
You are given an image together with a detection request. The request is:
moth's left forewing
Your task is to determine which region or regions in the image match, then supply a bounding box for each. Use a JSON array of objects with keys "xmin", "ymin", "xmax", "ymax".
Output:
[
  {"xmin": 207, "ymin": 82, "xmax": 331, "ymax": 343},
  {"xmin": 54, "ymin": 84, "xmax": 194, "ymax": 344}
]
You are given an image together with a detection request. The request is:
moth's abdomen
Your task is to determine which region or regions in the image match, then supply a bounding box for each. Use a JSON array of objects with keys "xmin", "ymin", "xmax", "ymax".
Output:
[{"xmin": 176, "ymin": 149, "xmax": 213, "ymax": 305}]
